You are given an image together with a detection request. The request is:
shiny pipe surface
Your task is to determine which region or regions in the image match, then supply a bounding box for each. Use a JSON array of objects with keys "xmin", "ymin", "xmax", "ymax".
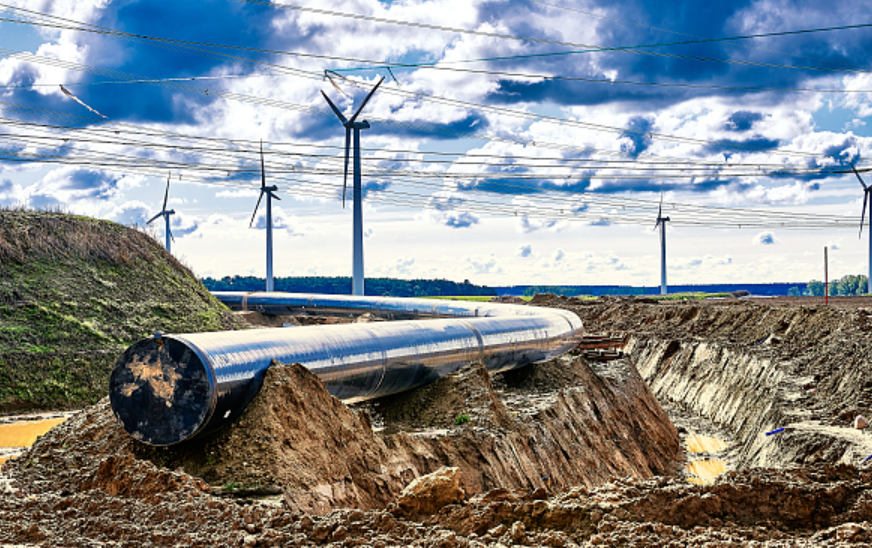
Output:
[{"xmin": 109, "ymin": 292, "xmax": 583, "ymax": 446}]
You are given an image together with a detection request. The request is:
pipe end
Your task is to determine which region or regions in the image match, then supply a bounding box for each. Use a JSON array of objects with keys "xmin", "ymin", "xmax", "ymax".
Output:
[{"xmin": 109, "ymin": 337, "xmax": 213, "ymax": 446}]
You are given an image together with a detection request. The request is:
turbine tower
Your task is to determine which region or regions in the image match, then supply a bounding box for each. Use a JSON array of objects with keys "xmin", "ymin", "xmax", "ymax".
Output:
[
  {"xmin": 851, "ymin": 163, "xmax": 872, "ymax": 294},
  {"xmin": 321, "ymin": 76, "xmax": 385, "ymax": 296},
  {"xmin": 654, "ymin": 187, "xmax": 670, "ymax": 295},
  {"xmin": 148, "ymin": 174, "xmax": 175, "ymax": 253},
  {"xmin": 249, "ymin": 141, "xmax": 281, "ymax": 292}
]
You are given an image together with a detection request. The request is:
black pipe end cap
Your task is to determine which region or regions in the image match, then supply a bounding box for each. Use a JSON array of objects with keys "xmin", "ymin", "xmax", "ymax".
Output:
[{"xmin": 109, "ymin": 337, "xmax": 212, "ymax": 446}]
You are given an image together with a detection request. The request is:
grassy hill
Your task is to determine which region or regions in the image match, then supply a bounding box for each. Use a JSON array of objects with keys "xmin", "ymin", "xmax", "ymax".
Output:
[{"xmin": 0, "ymin": 209, "xmax": 247, "ymax": 412}]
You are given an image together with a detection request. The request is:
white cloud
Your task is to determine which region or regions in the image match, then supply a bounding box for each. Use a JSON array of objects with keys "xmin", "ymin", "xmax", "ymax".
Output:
[
  {"xmin": 107, "ymin": 200, "xmax": 151, "ymax": 226},
  {"xmin": 251, "ymin": 205, "xmax": 305, "ymax": 236},
  {"xmin": 753, "ymin": 231, "xmax": 780, "ymax": 246},
  {"xmin": 0, "ymin": 178, "xmax": 25, "ymax": 206},
  {"xmin": 464, "ymin": 254, "xmax": 501, "ymax": 276}
]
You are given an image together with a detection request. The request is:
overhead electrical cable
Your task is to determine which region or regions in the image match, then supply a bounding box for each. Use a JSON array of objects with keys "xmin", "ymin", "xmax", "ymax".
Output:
[
  {"xmin": 0, "ymin": 7, "xmax": 866, "ymax": 160},
  {"xmin": 6, "ymin": 7, "xmax": 872, "ymax": 82},
  {"xmin": 225, "ymin": 0, "xmax": 872, "ymax": 76},
  {"xmin": 0, "ymin": 47, "xmax": 851, "ymax": 162},
  {"xmin": 0, "ymin": 126, "xmax": 861, "ymax": 229}
]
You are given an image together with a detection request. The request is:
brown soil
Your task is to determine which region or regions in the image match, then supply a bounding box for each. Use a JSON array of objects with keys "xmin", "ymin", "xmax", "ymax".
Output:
[{"xmin": 4, "ymin": 296, "xmax": 872, "ymax": 546}]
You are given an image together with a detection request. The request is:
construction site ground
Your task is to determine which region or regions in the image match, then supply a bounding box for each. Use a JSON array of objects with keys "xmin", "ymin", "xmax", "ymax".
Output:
[{"xmin": 3, "ymin": 295, "xmax": 872, "ymax": 546}]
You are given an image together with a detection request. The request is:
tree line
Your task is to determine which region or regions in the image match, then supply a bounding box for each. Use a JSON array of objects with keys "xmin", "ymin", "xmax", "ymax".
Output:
[
  {"xmin": 787, "ymin": 275, "xmax": 870, "ymax": 297},
  {"xmin": 201, "ymin": 276, "xmax": 497, "ymax": 297}
]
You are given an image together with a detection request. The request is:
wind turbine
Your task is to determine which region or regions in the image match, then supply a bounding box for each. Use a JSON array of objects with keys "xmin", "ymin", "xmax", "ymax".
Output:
[
  {"xmin": 321, "ymin": 76, "xmax": 385, "ymax": 296},
  {"xmin": 148, "ymin": 174, "xmax": 175, "ymax": 254},
  {"xmin": 249, "ymin": 141, "xmax": 281, "ymax": 292},
  {"xmin": 654, "ymin": 185, "xmax": 670, "ymax": 295},
  {"xmin": 851, "ymin": 162, "xmax": 872, "ymax": 294}
]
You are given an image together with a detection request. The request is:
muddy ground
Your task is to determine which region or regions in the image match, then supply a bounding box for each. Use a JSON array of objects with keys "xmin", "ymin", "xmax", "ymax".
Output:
[{"xmin": 3, "ymin": 296, "xmax": 872, "ymax": 546}]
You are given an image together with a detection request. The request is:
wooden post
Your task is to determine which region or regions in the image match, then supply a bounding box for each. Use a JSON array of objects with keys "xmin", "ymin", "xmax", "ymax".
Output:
[{"xmin": 825, "ymin": 246, "xmax": 829, "ymax": 306}]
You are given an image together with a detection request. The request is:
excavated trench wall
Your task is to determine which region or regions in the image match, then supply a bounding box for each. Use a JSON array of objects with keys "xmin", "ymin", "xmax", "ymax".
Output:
[
  {"xmin": 593, "ymin": 301, "xmax": 872, "ymax": 470},
  {"xmin": 628, "ymin": 337, "xmax": 801, "ymax": 467}
]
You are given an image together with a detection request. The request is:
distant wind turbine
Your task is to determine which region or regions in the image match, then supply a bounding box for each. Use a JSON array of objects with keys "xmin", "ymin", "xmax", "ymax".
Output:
[
  {"xmin": 654, "ymin": 185, "xmax": 670, "ymax": 295},
  {"xmin": 249, "ymin": 141, "xmax": 281, "ymax": 292},
  {"xmin": 321, "ymin": 76, "xmax": 385, "ymax": 296},
  {"xmin": 148, "ymin": 174, "xmax": 175, "ymax": 253},
  {"xmin": 851, "ymin": 162, "xmax": 872, "ymax": 294}
]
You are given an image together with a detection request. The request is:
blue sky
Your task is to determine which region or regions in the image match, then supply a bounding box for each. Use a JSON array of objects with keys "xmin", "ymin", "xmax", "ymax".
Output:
[{"xmin": 1, "ymin": 0, "xmax": 871, "ymax": 286}]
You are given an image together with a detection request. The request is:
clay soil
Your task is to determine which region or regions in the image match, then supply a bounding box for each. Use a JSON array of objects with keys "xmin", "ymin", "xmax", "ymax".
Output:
[{"xmin": 4, "ymin": 296, "xmax": 872, "ymax": 546}]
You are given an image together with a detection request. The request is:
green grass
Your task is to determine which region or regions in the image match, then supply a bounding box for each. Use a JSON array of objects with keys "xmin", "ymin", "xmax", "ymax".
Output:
[
  {"xmin": 425, "ymin": 295, "xmax": 533, "ymax": 302},
  {"xmin": 0, "ymin": 210, "xmax": 248, "ymax": 410}
]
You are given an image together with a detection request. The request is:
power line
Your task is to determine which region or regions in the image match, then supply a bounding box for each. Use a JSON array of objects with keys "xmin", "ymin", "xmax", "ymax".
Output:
[
  {"xmin": 227, "ymin": 0, "xmax": 872, "ymax": 76},
  {"xmin": 7, "ymin": 9, "xmax": 872, "ymax": 92},
  {"xmin": 2, "ymin": 46, "xmax": 852, "ymax": 162},
  {"xmin": 0, "ymin": 127, "xmax": 861, "ymax": 229},
  {"xmin": 1, "ymin": 8, "xmax": 866, "ymax": 161}
]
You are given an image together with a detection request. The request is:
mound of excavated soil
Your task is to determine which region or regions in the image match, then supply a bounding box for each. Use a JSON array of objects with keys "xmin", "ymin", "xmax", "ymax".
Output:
[
  {"xmin": 5, "ymin": 354, "xmax": 680, "ymax": 517},
  {"xmin": 0, "ymin": 210, "xmax": 247, "ymax": 412}
]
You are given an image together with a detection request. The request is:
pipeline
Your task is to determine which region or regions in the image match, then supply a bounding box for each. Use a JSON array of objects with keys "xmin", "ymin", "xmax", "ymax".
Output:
[{"xmin": 109, "ymin": 292, "xmax": 583, "ymax": 446}]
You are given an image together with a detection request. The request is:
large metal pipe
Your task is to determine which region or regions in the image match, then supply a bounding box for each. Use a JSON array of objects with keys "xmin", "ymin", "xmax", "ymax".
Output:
[{"xmin": 109, "ymin": 292, "xmax": 583, "ymax": 447}]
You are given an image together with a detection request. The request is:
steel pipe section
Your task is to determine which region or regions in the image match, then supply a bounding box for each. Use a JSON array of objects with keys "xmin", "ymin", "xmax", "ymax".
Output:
[{"xmin": 110, "ymin": 292, "xmax": 583, "ymax": 446}]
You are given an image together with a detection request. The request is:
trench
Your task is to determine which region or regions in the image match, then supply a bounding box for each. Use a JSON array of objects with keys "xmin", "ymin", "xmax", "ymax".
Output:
[{"xmin": 629, "ymin": 334, "xmax": 872, "ymax": 471}]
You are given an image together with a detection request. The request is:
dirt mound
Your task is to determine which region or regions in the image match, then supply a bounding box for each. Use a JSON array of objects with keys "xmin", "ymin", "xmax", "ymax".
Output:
[
  {"xmin": 0, "ymin": 210, "xmax": 246, "ymax": 412},
  {"xmin": 363, "ymin": 357, "xmax": 517, "ymax": 432},
  {"xmin": 435, "ymin": 465, "xmax": 872, "ymax": 546},
  {"xmin": 5, "ymin": 353, "xmax": 679, "ymax": 515},
  {"xmin": 489, "ymin": 295, "xmax": 526, "ymax": 304}
]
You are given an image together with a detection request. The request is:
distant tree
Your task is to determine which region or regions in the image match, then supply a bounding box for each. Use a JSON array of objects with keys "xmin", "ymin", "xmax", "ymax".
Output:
[
  {"xmin": 802, "ymin": 275, "xmax": 869, "ymax": 297},
  {"xmin": 201, "ymin": 276, "xmax": 496, "ymax": 297},
  {"xmin": 832, "ymin": 274, "xmax": 869, "ymax": 296},
  {"xmin": 804, "ymin": 280, "xmax": 825, "ymax": 296},
  {"xmin": 787, "ymin": 286, "xmax": 803, "ymax": 297}
]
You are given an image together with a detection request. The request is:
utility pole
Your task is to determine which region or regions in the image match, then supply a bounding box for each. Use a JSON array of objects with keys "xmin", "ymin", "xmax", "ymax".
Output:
[{"xmin": 824, "ymin": 246, "xmax": 829, "ymax": 306}]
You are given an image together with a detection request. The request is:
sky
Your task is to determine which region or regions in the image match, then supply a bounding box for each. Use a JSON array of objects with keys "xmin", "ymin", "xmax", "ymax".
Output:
[{"xmin": 1, "ymin": 0, "xmax": 871, "ymax": 288}]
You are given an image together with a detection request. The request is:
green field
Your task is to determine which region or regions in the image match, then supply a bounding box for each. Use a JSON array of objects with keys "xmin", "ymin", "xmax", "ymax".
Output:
[{"xmin": 424, "ymin": 295, "xmax": 532, "ymax": 302}]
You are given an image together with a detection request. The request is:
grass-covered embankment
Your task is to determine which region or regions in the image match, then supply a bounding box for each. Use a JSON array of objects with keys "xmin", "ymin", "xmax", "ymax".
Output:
[{"xmin": 0, "ymin": 209, "xmax": 247, "ymax": 412}]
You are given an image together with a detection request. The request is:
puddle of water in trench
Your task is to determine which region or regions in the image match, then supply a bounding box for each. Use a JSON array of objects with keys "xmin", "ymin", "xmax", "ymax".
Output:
[
  {"xmin": 686, "ymin": 460, "xmax": 730, "ymax": 485},
  {"xmin": 0, "ymin": 417, "xmax": 68, "ymax": 469},
  {"xmin": 686, "ymin": 433, "xmax": 728, "ymax": 453}
]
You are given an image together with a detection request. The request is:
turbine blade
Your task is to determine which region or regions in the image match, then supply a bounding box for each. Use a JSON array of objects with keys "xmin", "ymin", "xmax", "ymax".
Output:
[
  {"xmin": 324, "ymin": 70, "xmax": 351, "ymax": 97},
  {"xmin": 260, "ymin": 140, "xmax": 266, "ymax": 190},
  {"xmin": 654, "ymin": 218, "xmax": 660, "ymax": 230},
  {"xmin": 168, "ymin": 225, "xmax": 175, "ymax": 243},
  {"xmin": 271, "ymin": 191, "xmax": 281, "ymax": 201},
  {"xmin": 320, "ymin": 90, "xmax": 348, "ymax": 124},
  {"xmin": 343, "ymin": 127, "xmax": 351, "ymax": 208},
  {"xmin": 852, "ymin": 162, "xmax": 868, "ymax": 190},
  {"xmin": 162, "ymin": 175, "xmax": 170, "ymax": 211},
  {"xmin": 861, "ymin": 191, "xmax": 868, "ymax": 239},
  {"xmin": 147, "ymin": 212, "xmax": 162, "ymax": 225},
  {"xmin": 347, "ymin": 76, "xmax": 385, "ymax": 125},
  {"xmin": 249, "ymin": 191, "xmax": 264, "ymax": 228}
]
